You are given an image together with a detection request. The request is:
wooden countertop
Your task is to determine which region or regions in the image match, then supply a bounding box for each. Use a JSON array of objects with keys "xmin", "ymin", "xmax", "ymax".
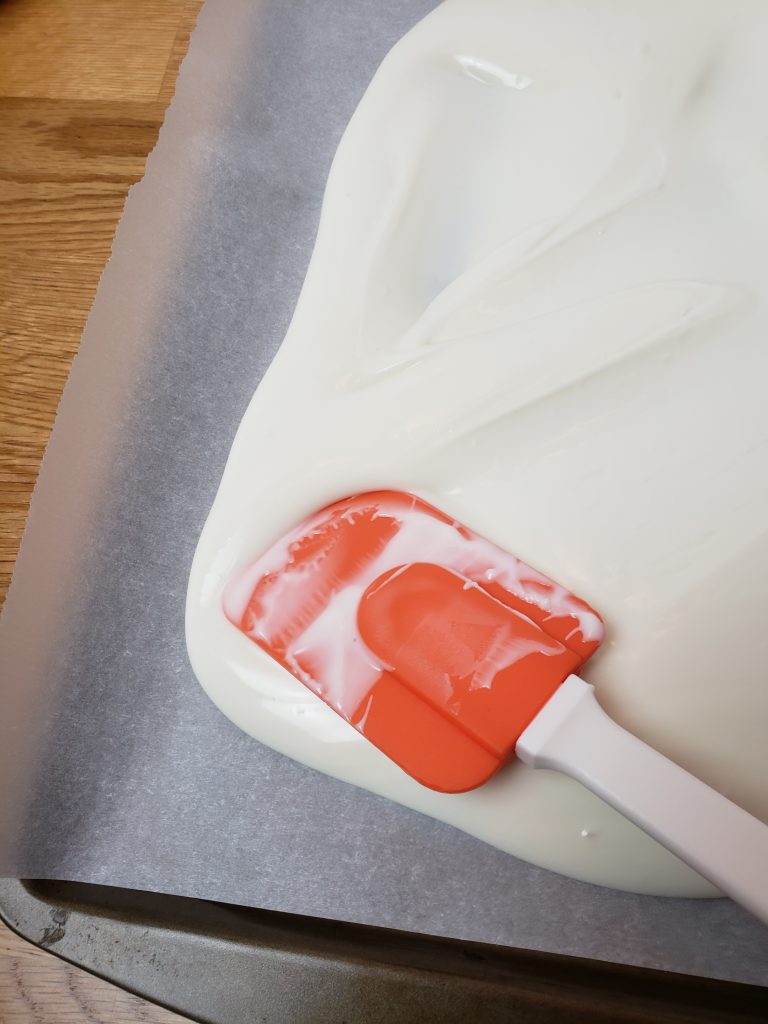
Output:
[{"xmin": 0, "ymin": 1, "xmax": 200, "ymax": 1019}]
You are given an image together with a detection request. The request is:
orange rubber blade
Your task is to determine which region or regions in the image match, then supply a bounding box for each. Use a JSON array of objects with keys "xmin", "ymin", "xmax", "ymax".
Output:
[{"xmin": 223, "ymin": 490, "xmax": 604, "ymax": 792}]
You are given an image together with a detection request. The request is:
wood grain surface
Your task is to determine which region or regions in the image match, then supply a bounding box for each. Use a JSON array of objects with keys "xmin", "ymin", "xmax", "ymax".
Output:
[
  {"xmin": 0, "ymin": 0, "xmax": 201, "ymax": 1019},
  {"xmin": 0, "ymin": 921, "xmax": 189, "ymax": 1024}
]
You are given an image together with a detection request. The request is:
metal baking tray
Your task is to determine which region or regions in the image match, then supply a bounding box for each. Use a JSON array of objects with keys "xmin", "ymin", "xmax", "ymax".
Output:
[{"xmin": 2, "ymin": 878, "xmax": 767, "ymax": 1022}]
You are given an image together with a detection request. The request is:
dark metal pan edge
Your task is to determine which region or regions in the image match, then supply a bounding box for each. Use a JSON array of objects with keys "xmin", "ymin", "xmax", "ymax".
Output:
[{"xmin": 1, "ymin": 878, "xmax": 766, "ymax": 1024}]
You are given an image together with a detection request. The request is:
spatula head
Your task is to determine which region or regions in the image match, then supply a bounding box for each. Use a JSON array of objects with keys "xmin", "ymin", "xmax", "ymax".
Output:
[{"xmin": 223, "ymin": 491, "xmax": 604, "ymax": 792}]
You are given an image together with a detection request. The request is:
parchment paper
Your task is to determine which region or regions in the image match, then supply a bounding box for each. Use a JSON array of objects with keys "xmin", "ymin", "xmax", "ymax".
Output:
[{"xmin": 1, "ymin": 0, "xmax": 767, "ymax": 986}]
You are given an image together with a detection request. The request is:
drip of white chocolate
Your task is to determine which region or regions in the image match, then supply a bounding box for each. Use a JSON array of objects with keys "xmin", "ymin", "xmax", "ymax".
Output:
[{"xmin": 187, "ymin": 0, "xmax": 768, "ymax": 896}]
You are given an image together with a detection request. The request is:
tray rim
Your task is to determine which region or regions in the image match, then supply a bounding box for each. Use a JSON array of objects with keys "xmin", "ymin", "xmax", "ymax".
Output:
[{"xmin": 2, "ymin": 877, "xmax": 768, "ymax": 1024}]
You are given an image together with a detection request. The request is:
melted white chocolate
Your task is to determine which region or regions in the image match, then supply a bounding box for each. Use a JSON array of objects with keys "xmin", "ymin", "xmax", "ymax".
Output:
[{"xmin": 186, "ymin": 0, "xmax": 768, "ymax": 896}]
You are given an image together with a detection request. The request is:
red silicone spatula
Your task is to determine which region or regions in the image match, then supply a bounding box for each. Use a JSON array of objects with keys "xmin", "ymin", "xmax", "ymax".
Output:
[{"xmin": 224, "ymin": 490, "xmax": 768, "ymax": 923}]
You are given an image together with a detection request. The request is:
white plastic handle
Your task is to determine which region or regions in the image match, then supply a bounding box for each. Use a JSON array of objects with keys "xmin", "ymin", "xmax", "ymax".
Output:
[{"xmin": 516, "ymin": 675, "xmax": 768, "ymax": 924}]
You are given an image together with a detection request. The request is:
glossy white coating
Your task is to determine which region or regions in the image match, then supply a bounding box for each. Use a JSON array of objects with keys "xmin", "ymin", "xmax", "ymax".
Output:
[
  {"xmin": 517, "ymin": 677, "xmax": 768, "ymax": 924},
  {"xmin": 187, "ymin": 0, "xmax": 768, "ymax": 895}
]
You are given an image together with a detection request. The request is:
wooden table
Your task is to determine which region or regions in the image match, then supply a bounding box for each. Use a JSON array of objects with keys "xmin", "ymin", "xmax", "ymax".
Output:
[{"xmin": 0, "ymin": 1, "xmax": 201, "ymax": 1019}]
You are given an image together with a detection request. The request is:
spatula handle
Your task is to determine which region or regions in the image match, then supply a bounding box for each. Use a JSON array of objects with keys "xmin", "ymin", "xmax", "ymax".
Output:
[{"xmin": 516, "ymin": 676, "xmax": 768, "ymax": 924}]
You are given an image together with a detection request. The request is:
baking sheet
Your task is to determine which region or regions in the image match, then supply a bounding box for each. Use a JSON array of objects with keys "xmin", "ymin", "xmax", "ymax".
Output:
[{"xmin": 1, "ymin": 0, "xmax": 767, "ymax": 986}]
